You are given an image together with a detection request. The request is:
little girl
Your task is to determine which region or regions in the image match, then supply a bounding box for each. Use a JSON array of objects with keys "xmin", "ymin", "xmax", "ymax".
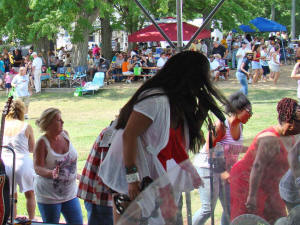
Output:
[{"xmin": 4, "ymin": 72, "xmax": 12, "ymax": 95}]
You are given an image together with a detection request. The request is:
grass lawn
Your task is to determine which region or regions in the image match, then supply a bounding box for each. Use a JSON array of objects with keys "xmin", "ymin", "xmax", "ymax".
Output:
[{"xmin": 0, "ymin": 83, "xmax": 296, "ymax": 224}]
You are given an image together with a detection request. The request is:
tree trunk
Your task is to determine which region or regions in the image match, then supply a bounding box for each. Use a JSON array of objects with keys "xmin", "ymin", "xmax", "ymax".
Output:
[
  {"xmin": 72, "ymin": 10, "xmax": 99, "ymax": 67},
  {"xmin": 34, "ymin": 37, "xmax": 51, "ymax": 66},
  {"xmin": 271, "ymin": 4, "xmax": 276, "ymax": 21},
  {"xmin": 291, "ymin": 0, "xmax": 296, "ymax": 39},
  {"xmin": 100, "ymin": 17, "xmax": 113, "ymax": 60}
]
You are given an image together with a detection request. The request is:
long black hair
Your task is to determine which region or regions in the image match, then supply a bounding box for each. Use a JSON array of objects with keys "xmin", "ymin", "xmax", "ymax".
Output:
[{"xmin": 116, "ymin": 51, "xmax": 230, "ymax": 153}]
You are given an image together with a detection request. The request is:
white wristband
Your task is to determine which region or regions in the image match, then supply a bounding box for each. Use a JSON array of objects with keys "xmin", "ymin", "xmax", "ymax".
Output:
[{"xmin": 126, "ymin": 172, "xmax": 140, "ymax": 183}]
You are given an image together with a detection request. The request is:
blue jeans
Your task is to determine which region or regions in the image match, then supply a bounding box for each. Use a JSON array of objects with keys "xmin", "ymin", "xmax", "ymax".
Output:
[
  {"xmin": 84, "ymin": 201, "xmax": 113, "ymax": 225},
  {"xmin": 236, "ymin": 72, "xmax": 248, "ymax": 95},
  {"xmin": 231, "ymin": 50, "xmax": 238, "ymax": 68},
  {"xmin": 37, "ymin": 198, "xmax": 83, "ymax": 224},
  {"xmin": 192, "ymin": 168, "xmax": 230, "ymax": 225}
]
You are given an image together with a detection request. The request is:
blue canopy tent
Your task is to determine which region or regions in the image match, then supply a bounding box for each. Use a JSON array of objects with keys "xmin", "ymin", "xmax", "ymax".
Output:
[
  {"xmin": 238, "ymin": 25, "xmax": 256, "ymax": 33},
  {"xmin": 250, "ymin": 17, "xmax": 287, "ymax": 32},
  {"xmin": 250, "ymin": 17, "xmax": 287, "ymax": 63}
]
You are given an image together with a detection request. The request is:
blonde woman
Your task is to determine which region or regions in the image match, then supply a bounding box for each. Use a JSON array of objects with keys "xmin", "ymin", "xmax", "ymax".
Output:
[
  {"xmin": 34, "ymin": 108, "xmax": 82, "ymax": 224},
  {"xmin": 2, "ymin": 100, "xmax": 36, "ymax": 220}
]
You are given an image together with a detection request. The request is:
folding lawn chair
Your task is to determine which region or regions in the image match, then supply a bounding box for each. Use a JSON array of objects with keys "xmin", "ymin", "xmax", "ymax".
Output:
[{"xmin": 81, "ymin": 72, "xmax": 104, "ymax": 95}]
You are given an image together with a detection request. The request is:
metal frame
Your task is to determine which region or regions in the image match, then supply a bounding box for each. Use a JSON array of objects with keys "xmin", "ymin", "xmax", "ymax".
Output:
[{"xmin": 2, "ymin": 145, "xmax": 16, "ymax": 225}]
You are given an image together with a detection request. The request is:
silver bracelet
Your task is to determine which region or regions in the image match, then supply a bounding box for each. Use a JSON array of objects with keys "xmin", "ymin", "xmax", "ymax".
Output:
[
  {"xmin": 126, "ymin": 172, "xmax": 140, "ymax": 183},
  {"xmin": 295, "ymin": 176, "xmax": 300, "ymax": 188}
]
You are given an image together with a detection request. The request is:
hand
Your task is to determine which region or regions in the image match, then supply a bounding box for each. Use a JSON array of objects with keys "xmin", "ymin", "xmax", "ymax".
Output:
[
  {"xmin": 52, "ymin": 165, "xmax": 60, "ymax": 179},
  {"xmin": 245, "ymin": 195, "xmax": 257, "ymax": 213},
  {"xmin": 192, "ymin": 172, "xmax": 204, "ymax": 188},
  {"xmin": 128, "ymin": 182, "xmax": 140, "ymax": 200},
  {"xmin": 220, "ymin": 171, "xmax": 230, "ymax": 183}
]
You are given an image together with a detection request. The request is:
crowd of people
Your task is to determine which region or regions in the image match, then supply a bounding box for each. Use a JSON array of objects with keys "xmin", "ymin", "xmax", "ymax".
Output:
[{"xmin": 2, "ymin": 49, "xmax": 300, "ymax": 225}]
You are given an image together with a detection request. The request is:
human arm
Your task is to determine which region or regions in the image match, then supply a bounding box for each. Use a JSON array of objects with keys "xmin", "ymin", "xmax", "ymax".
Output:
[
  {"xmin": 25, "ymin": 125, "xmax": 35, "ymax": 153},
  {"xmin": 291, "ymin": 62, "xmax": 300, "ymax": 80},
  {"xmin": 246, "ymin": 134, "xmax": 280, "ymax": 211},
  {"xmin": 33, "ymin": 139, "xmax": 59, "ymax": 179},
  {"xmin": 205, "ymin": 120, "xmax": 226, "ymax": 152},
  {"xmin": 123, "ymin": 110, "xmax": 153, "ymax": 200}
]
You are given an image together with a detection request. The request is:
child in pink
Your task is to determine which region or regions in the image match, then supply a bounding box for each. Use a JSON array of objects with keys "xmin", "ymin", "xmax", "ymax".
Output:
[{"xmin": 4, "ymin": 72, "xmax": 12, "ymax": 95}]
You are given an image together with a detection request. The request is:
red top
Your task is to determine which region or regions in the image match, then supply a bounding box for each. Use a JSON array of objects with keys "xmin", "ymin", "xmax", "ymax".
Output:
[
  {"xmin": 253, "ymin": 51, "xmax": 260, "ymax": 62},
  {"xmin": 158, "ymin": 126, "xmax": 189, "ymax": 170},
  {"xmin": 230, "ymin": 127, "xmax": 289, "ymax": 223}
]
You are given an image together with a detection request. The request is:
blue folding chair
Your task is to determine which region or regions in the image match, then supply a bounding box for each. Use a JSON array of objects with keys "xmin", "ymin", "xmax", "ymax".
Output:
[
  {"xmin": 81, "ymin": 72, "xmax": 105, "ymax": 95},
  {"xmin": 70, "ymin": 66, "xmax": 88, "ymax": 87}
]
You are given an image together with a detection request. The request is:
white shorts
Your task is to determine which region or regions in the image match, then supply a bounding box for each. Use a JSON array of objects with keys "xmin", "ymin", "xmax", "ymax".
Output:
[
  {"xmin": 269, "ymin": 63, "xmax": 280, "ymax": 72},
  {"xmin": 4, "ymin": 154, "xmax": 35, "ymax": 193}
]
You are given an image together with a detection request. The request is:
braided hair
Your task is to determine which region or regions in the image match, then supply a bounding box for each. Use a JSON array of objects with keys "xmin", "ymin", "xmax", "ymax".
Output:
[{"xmin": 277, "ymin": 98, "xmax": 298, "ymax": 124}]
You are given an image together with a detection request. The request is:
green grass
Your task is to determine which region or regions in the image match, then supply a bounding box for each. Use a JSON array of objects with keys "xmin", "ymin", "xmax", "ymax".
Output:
[{"xmin": 0, "ymin": 85, "xmax": 296, "ymax": 223}]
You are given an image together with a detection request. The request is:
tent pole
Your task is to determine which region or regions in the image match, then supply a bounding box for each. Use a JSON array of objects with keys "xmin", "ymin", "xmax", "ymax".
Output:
[
  {"xmin": 176, "ymin": 0, "xmax": 183, "ymax": 52},
  {"xmin": 133, "ymin": 0, "xmax": 176, "ymax": 49},
  {"xmin": 184, "ymin": 0, "xmax": 226, "ymax": 50}
]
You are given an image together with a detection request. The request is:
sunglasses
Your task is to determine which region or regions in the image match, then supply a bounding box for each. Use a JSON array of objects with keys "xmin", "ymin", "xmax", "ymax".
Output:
[{"xmin": 244, "ymin": 106, "xmax": 253, "ymax": 116}]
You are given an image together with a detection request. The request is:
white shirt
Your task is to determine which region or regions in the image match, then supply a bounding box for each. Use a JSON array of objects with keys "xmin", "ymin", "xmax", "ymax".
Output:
[
  {"xmin": 236, "ymin": 48, "xmax": 247, "ymax": 69},
  {"xmin": 201, "ymin": 44, "xmax": 208, "ymax": 55},
  {"xmin": 99, "ymin": 89, "xmax": 190, "ymax": 195},
  {"xmin": 157, "ymin": 57, "xmax": 166, "ymax": 68},
  {"xmin": 11, "ymin": 74, "xmax": 30, "ymax": 97},
  {"xmin": 32, "ymin": 57, "xmax": 43, "ymax": 72}
]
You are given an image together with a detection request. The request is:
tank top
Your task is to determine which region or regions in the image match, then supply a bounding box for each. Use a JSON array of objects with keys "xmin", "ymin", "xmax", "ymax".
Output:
[
  {"xmin": 194, "ymin": 119, "xmax": 243, "ymax": 170},
  {"xmin": 219, "ymin": 120, "xmax": 244, "ymax": 170},
  {"xmin": 3, "ymin": 122, "xmax": 29, "ymax": 158},
  {"xmin": 34, "ymin": 131, "xmax": 78, "ymax": 204},
  {"xmin": 253, "ymin": 51, "xmax": 260, "ymax": 62}
]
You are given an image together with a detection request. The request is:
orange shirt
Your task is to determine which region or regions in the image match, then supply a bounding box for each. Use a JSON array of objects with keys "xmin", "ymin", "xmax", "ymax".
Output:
[{"xmin": 122, "ymin": 61, "xmax": 129, "ymax": 72}]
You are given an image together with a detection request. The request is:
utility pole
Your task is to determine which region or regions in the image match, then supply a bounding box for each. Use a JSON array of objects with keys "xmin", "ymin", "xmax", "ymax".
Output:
[{"xmin": 291, "ymin": 0, "xmax": 296, "ymax": 39}]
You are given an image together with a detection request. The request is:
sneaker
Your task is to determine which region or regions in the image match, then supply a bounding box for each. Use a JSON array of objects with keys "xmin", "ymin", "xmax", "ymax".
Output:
[
  {"xmin": 24, "ymin": 114, "xmax": 29, "ymax": 120},
  {"xmin": 248, "ymin": 78, "xmax": 252, "ymax": 84}
]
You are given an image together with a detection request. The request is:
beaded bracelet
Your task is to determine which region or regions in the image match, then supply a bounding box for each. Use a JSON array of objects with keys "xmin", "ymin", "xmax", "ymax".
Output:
[{"xmin": 125, "ymin": 165, "xmax": 138, "ymax": 174}]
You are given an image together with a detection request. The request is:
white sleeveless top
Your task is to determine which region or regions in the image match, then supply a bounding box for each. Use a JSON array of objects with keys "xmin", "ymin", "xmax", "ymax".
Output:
[
  {"xmin": 3, "ymin": 122, "xmax": 29, "ymax": 158},
  {"xmin": 99, "ymin": 89, "xmax": 190, "ymax": 195},
  {"xmin": 34, "ymin": 131, "xmax": 78, "ymax": 204}
]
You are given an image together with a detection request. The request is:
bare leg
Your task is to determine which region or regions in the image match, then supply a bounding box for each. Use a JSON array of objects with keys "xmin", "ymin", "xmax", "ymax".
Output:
[
  {"xmin": 273, "ymin": 72, "xmax": 280, "ymax": 85},
  {"xmin": 24, "ymin": 190, "xmax": 35, "ymax": 220},
  {"xmin": 253, "ymin": 69, "xmax": 259, "ymax": 83}
]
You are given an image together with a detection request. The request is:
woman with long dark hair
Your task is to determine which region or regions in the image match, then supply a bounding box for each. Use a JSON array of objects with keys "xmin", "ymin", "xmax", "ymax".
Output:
[{"xmin": 99, "ymin": 51, "xmax": 230, "ymax": 224}]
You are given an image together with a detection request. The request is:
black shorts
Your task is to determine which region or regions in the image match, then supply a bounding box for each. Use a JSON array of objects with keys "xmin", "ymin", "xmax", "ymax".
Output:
[
  {"xmin": 262, "ymin": 66, "xmax": 270, "ymax": 76},
  {"xmin": 5, "ymin": 83, "xmax": 11, "ymax": 89}
]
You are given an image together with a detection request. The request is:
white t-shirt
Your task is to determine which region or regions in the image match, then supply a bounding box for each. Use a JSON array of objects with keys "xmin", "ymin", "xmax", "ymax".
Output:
[
  {"xmin": 11, "ymin": 74, "xmax": 30, "ymax": 97},
  {"xmin": 32, "ymin": 57, "xmax": 43, "ymax": 72},
  {"xmin": 236, "ymin": 48, "xmax": 247, "ymax": 70},
  {"xmin": 157, "ymin": 57, "xmax": 166, "ymax": 68},
  {"xmin": 201, "ymin": 44, "xmax": 208, "ymax": 55}
]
